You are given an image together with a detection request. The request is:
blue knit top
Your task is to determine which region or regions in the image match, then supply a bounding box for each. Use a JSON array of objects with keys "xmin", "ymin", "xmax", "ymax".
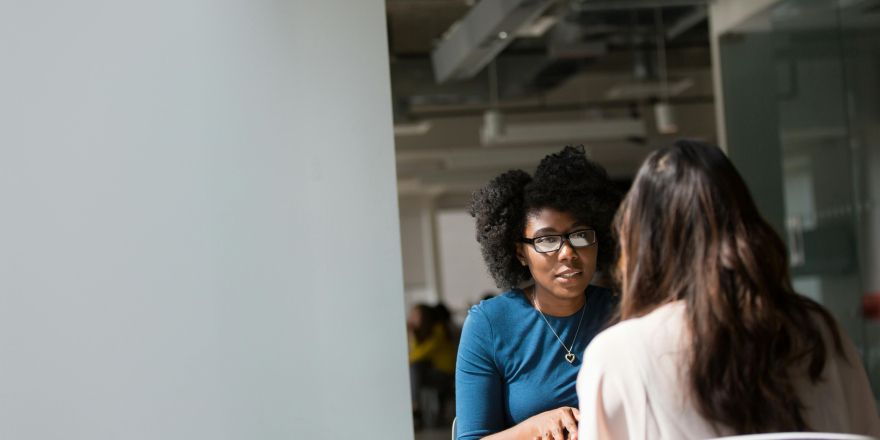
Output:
[{"xmin": 455, "ymin": 285, "xmax": 616, "ymax": 440}]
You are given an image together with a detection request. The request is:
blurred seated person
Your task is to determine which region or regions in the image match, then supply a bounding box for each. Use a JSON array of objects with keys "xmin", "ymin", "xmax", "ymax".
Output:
[
  {"xmin": 432, "ymin": 302, "xmax": 460, "ymax": 345},
  {"xmin": 408, "ymin": 303, "xmax": 456, "ymax": 427}
]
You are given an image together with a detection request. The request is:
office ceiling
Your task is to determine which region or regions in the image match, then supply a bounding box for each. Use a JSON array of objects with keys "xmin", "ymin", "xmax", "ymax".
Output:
[{"xmin": 387, "ymin": 0, "xmax": 717, "ymax": 207}]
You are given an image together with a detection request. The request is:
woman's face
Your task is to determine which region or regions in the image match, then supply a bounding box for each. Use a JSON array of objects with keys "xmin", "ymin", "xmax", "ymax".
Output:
[
  {"xmin": 406, "ymin": 307, "xmax": 423, "ymax": 331},
  {"xmin": 517, "ymin": 208, "xmax": 598, "ymax": 303}
]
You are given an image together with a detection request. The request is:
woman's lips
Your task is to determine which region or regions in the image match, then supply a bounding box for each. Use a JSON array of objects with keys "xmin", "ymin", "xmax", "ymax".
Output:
[{"xmin": 555, "ymin": 270, "xmax": 583, "ymax": 280}]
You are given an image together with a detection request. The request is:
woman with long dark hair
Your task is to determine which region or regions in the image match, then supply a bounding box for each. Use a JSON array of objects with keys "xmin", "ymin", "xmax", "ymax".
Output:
[{"xmin": 577, "ymin": 140, "xmax": 879, "ymax": 438}]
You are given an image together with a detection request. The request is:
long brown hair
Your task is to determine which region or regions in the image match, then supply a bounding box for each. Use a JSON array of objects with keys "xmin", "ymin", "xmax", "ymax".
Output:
[{"xmin": 614, "ymin": 140, "xmax": 844, "ymax": 434}]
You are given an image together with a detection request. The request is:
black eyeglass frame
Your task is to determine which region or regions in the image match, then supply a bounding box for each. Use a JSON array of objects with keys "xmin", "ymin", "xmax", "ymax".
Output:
[{"xmin": 521, "ymin": 229, "xmax": 598, "ymax": 254}]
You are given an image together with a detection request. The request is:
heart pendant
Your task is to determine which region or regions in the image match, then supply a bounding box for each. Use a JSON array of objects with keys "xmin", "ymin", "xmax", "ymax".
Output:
[{"xmin": 565, "ymin": 352, "xmax": 576, "ymax": 364}]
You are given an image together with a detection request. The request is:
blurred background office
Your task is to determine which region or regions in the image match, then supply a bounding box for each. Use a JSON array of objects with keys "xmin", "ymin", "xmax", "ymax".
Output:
[
  {"xmin": 2, "ymin": 1, "xmax": 879, "ymax": 439},
  {"xmin": 387, "ymin": 0, "xmax": 880, "ymax": 438}
]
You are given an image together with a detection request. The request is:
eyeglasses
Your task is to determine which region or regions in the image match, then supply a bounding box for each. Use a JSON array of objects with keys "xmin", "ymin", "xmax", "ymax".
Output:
[{"xmin": 521, "ymin": 229, "xmax": 597, "ymax": 253}]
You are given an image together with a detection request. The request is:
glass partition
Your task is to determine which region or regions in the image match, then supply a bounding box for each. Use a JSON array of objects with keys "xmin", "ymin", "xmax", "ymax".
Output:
[{"xmin": 718, "ymin": 0, "xmax": 880, "ymax": 399}]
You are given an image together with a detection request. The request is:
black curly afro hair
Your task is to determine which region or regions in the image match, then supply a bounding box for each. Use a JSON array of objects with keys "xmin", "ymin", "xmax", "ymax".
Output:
[{"xmin": 469, "ymin": 146, "xmax": 621, "ymax": 290}]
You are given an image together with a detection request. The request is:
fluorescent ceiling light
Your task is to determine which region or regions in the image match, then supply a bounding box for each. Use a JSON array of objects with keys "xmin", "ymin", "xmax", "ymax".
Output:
[
  {"xmin": 479, "ymin": 111, "xmax": 645, "ymax": 147},
  {"xmin": 393, "ymin": 121, "xmax": 432, "ymax": 137},
  {"xmin": 605, "ymin": 77, "xmax": 694, "ymax": 100},
  {"xmin": 573, "ymin": 0, "xmax": 707, "ymax": 11},
  {"xmin": 516, "ymin": 16, "xmax": 558, "ymax": 38}
]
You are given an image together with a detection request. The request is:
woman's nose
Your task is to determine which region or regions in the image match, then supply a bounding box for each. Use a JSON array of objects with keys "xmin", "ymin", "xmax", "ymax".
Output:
[{"xmin": 557, "ymin": 239, "xmax": 578, "ymax": 261}]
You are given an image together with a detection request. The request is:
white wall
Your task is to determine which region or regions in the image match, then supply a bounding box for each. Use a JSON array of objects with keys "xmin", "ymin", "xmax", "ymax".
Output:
[
  {"xmin": 398, "ymin": 203, "xmax": 498, "ymax": 322},
  {"xmin": 399, "ymin": 195, "xmax": 442, "ymax": 310},
  {"xmin": 0, "ymin": 1, "xmax": 411, "ymax": 439},
  {"xmin": 865, "ymin": 121, "xmax": 880, "ymax": 294},
  {"xmin": 437, "ymin": 209, "xmax": 498, "ymax": 319}
]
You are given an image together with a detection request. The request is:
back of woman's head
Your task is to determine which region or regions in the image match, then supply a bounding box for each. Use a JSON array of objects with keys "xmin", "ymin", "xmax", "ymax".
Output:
[{"xmin": 615, "ymin": 140, "xmax": 843, "ymax": 434}]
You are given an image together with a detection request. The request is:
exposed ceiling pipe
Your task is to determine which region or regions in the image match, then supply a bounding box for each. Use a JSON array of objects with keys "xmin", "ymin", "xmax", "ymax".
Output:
[{"xmin": 653, "ymin": 7, "xmax": 678, "ymax": 134}]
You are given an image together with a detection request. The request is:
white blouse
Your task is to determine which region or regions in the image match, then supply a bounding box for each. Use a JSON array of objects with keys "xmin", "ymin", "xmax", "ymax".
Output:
[{"xmin": 577, "ymin": 301, "xmax": 880, "ymax": 439}]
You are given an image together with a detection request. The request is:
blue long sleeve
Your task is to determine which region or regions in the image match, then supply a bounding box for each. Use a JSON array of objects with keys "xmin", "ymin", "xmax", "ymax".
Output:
[
  {"xmin": 455, "ymin": 307, "xmax": 505, "ymax": 439},
  {"xmin": 454, "ymin": 287, "xmax": 616, "ymax": 440}
]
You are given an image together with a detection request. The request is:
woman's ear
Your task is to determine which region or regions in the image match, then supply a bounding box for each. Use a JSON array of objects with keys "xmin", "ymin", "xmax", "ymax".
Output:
[{"xmin": 516, "ymin": 244, "xmax": 528, "ymax": 266}]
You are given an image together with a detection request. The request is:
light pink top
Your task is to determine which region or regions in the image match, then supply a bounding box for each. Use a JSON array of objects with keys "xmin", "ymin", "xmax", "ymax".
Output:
[{"xmin": 577, "ymin": 301, "xmax": 880, "ymax": 439}]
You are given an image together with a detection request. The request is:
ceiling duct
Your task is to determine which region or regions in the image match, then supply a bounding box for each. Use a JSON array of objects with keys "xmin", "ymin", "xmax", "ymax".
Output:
[
  {"xmin": 431, "ymin": 0, "xmax": 556, "ymax": 83},
  {"xmin": 572, "ymin": 0, "xmax": 708, "ymax": 12},
  {"xmin": 479, "ymin": 110, "xmax": 646, "ymax": 146}
]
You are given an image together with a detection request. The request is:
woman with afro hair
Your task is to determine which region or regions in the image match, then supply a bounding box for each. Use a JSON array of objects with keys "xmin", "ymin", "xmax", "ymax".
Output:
[{"xmin": 455, "ymin": 146, "xmax": 620, "ymax": 440}]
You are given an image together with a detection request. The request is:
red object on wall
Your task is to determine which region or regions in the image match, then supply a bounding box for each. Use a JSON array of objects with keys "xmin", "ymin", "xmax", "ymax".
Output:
[{"xmin": 862, "ymin": 292, "xmax": 880, "ymax": 321}]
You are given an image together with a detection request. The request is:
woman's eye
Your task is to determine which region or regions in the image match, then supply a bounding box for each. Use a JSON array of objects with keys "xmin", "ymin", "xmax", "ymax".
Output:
[{"xmin": 535, "ymin": 236, "xmax": 560, "ymax": 244}]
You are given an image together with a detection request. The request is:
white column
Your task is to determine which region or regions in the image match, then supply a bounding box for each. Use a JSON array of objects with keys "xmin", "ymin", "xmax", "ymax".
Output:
[
  {"xmin": 709, "ymin": 0, "xmax": 783, "ymax": 151},
  {"xmin": 399, "ymin": 195, "xmax": 443, "ymax": 308},
  {"xmin": 863, "ymin": 127, "xmax": 880, "ymax": 295},
  {"xmin": 0, "ymin": 1, "xmax": 411, "ymax": 439}
]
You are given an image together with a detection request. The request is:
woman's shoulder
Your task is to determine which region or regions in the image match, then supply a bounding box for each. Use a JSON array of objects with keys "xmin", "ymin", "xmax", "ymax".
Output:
[
  {"xmin": 585, "ymin": 284, "xmax": 618, "ymax": 311},
  {"xmin": 470, "ymin": 285, "xmax": 616, "ymax": 320},
  {"xmin": 467, "ymin": 289, "xmax": 530, "ymax": 322},
  {"xmin": 586, "ymin": 283, "xmax": 614, "ymax": 298},
  {"xmin": 586, "ymin": 301, "xmax": 686, "ymax": 360},
  {"xmin": 459, "ymin": 290, "xmax": 530, "ymax": 348}
]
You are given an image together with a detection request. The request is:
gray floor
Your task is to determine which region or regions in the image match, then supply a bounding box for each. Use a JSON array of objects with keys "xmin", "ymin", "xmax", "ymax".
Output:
[{"xmin": 414, "ymin": 428, "xmax": 452, "ymax": 440}]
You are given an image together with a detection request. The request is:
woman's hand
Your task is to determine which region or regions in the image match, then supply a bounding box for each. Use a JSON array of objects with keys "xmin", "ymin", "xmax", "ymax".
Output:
[
  {"xmin": 523, "ymin": 406, "xmax": 580, "ymax": 440},
  {"xmin": 480, "ymin": 406, "xmax": 580, "ymax": 440}
]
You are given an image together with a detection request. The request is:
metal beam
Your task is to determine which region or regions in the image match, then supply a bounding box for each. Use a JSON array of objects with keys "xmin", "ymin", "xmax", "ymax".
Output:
[
  {"xmin": 666, "ymin": 5, "xmax": 708, "ymax": 40},
  {"xmin": 430, "ymin": 0, "xmax": 556, "ymax": 83}
]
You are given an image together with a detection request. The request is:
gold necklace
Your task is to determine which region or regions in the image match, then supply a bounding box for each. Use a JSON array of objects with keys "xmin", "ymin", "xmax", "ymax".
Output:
[{"xmin": 531, "ymin": 288, "xmax": 586, "ymax": 364}]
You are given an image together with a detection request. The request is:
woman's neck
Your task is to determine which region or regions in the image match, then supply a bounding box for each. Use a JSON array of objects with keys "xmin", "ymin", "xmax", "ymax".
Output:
[{"xmin": 529, "ymin": 286, "xmax": 586, "ymax": 317}]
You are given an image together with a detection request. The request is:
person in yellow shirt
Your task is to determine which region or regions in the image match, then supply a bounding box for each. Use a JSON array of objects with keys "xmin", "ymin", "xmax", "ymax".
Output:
[{"xmin": 408, "ymin": 303, "xmax": 457, "ymax": 429}]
